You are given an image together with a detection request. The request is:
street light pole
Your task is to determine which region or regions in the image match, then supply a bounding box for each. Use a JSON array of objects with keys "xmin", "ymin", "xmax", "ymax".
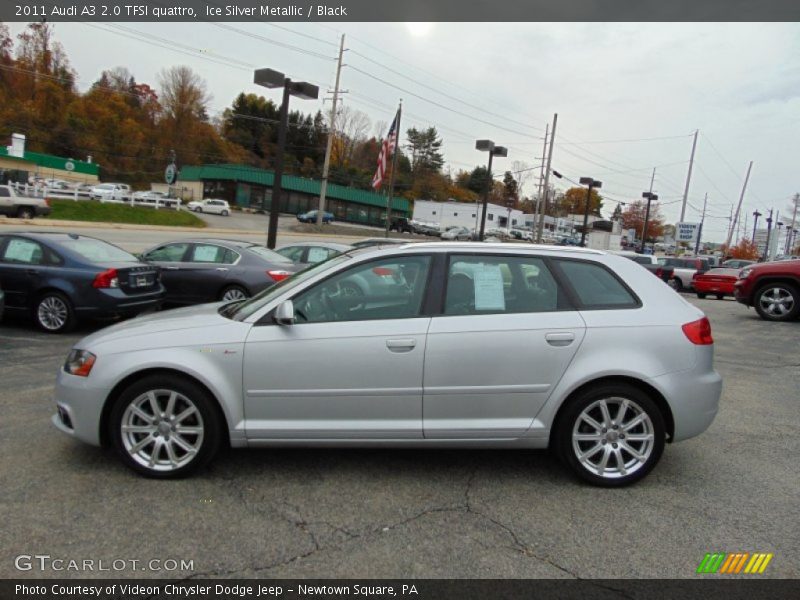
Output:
[
  {"xmin": 752, "ymin": 210, "xmax": 762, "ymax": 241},
  {"xmin": 641, "ymin": 191, "xmax": 658, "ymax": 254},
  {"xmin": 578, "ymin": 177, "xmax": 602, "ymax": 247},
  {"xmin": 762, "ymin": 208, "xmax": 774, "ymax": 262},
  {"xmin": 475, "ymin": 140, "xmax": 507, "ymax": 241}
]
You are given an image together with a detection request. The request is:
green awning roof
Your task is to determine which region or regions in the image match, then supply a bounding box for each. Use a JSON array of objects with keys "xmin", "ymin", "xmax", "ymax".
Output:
[
  {"xmin": 179, "ymin": 164, "xmax": 408, "ymax": 212},
  {"xmin": 0, "ymin": 147, "xmax": 99, "ymax": 176}
]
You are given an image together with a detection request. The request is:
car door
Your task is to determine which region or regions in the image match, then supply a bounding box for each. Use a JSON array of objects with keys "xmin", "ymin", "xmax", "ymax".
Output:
[
  {"xmin": 141, "ymin": 242, "xmax": 191, "ymax": 303},
  {"xmin": 423, "ymin": 253, "xmax": 586, "ymax": 438},
  {"xmin": 178, "ymin": 243, "xmax": 238, "ymax": 303},
  {"xmin": 0, "ymin": 236, "xmax": 50, "ymax": 309},
  {"xmin": 242, "ymin": 254, "xmax": 434, "ymax": 440}
]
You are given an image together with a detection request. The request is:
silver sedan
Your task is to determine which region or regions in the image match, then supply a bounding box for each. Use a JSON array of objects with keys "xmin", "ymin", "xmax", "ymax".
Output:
[{"xmin": 52, "ymin": 243, "xmax": 722, "ymax": 486}]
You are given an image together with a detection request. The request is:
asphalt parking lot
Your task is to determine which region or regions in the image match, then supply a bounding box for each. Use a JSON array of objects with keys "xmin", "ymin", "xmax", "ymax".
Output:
[{"xmin": 0, "ymin": 296, "xmax": 798, "ymax": 580}]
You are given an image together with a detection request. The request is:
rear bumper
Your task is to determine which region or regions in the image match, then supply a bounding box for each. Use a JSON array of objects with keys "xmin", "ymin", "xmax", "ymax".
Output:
[
  {"xmin": 35, "ymin": 206, "xmax": 51, "ymax": 216},
  {"xmin": 75, "ymin": 286, "xmax": 166, "ymax": 318},
  {"xmin": 651, "ymin": 362, "xmax": 722, "ymax": 442}
]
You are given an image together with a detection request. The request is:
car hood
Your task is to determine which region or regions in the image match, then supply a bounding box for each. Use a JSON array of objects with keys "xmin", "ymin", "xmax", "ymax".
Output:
[{"xmin": 77, "ymin": 302, "xmax": 249, "ymax": 350}]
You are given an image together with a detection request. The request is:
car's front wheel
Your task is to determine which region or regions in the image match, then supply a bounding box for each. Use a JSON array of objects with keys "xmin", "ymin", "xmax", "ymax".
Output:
[
  {"xmin": 670, "ymin": 278, "xmax": 683, "ymax": 292},
  {"xmin": 696, "ymin": 292, "xmax": 707, "ymax": 299},
  {"xmin": 220, "ymin": 285, "xmax": 250, "ymax": 302},
  {"xmin": 753, "ymin": 283, "xmax": 799, "ymax": 321},
  {"xmin": 109, "ymin": 375, "xmax": 223, "ymax": 478},
  {"xmin": 221, "ymin": 209, "xmax": 229, "ymax": 216},
  {"xmin": 555, "ymin": 383, "xmax": 665, "ymax": 487}
]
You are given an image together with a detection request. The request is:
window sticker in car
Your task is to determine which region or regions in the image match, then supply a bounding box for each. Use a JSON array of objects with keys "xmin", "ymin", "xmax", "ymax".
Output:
[
  {"xmin": 4, "ymin": 239, "xmax": 37, "ymax": 263},
  {"xmin": 473, "ymin": 263, "xmax": 505, "ymax": 310},
  {"xmin": 193, "ymin": 246, "xmax": 220, "ymax": 262},
  {"xmin": 308, "ymin": 247, "xmax": 330, "ymax": 263}
]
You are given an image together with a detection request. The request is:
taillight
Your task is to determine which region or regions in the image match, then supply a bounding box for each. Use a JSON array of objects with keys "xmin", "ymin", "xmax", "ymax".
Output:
[
  {"xmin": 655, "ymin": 267, "xmax": 663, "ymax": 278},
  {"xmin": 372, "ymin": 267, "xmax": 395, "ymax": 276},
  {"xmin": 92, "ymin": 268, "xmax": 119, "ymax": 288},
  {"xmin": 682, "ymin": 317, "xmax": 713, "ymax": 345},
  {"xmin": 267, "ymin": 270, "xmax": 291, "ymax": 282}
]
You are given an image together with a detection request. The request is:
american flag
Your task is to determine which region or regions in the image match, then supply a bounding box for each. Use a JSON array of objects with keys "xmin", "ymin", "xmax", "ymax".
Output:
[{"xmin": 371, "ymin": 109, "xmax": 400, "ymax": 190}]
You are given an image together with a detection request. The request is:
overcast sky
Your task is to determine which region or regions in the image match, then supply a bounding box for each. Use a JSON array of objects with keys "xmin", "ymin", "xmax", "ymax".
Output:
[{"xmin": 7, "ymin": 21, "xmax": 800, "ymax": 242}]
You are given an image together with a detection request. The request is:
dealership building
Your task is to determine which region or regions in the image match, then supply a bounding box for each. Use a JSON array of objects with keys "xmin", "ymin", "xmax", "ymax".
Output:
[
  {"xmin": 177, "ymin": 164, "xmax": 409, "ymax": 227},
  {"xmin": 0, "ymin": 133, "xmax": 99, "ymax": 185}
]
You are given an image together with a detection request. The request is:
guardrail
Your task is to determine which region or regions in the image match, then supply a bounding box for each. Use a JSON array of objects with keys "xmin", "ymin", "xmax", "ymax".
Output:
[{"xmin": 10, "ymin": 183, "xmax": 182, "ymax": 210}]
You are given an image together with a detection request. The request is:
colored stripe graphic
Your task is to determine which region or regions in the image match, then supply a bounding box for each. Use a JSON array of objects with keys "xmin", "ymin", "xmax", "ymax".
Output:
[{"xmin": 698, "ymin": 552, "xmax": 773, "ymax": 574}]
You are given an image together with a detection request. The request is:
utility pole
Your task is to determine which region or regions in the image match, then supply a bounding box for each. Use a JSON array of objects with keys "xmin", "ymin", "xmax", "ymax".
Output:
[
  {"xmin": 725, "ymin": 160, "xmax": 753, "ymax": 251},
  {"xmin": 532, "ymin": 122, "xmax": 548, "ymax": 237},
  {"xmin": 680, "ymin": 129, "xmax": 699, "ymax": 223},
  {"xmin": 752, "ymin": 210, "xmax": 762, "ymax": 242},
  {"xmin": 694, "ymin": 192, "xmax": 708, "ymax": 255},
  {"xmin": 786, "ymin": 193, "xmax": 799, "ymax": 254},
  {"xmin": 742, "ymin": 211, "xmax": 748, "ymax": 247},
  {"xmin": 536, "ymin": 113, "xmax": 557, "ymax": 243},
  {"xmin": 317, "ymin": 34, "xmax": 345, "ymax": 227}
]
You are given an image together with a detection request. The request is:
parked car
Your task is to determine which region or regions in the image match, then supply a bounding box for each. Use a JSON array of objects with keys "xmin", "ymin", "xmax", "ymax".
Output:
[
  {"xmin": 186, "ymin": 199, "xmax": 230, "ymax": 215},
  {"xmin": 734, "ymin": 259, "xmax": 800, "ymax": 321},
  {"xmin": 296, "ymin": 210, "xmax": 334, "ymax": 224},
  {"xmin": 350, "ymin": 238, "xmax": 410, "ymax": 249},
  {"xmin": 609, "ymin": 251, "xmax": 674, "ymax": 284},
  {"xmin": 0, "ymin": 184, "xmax": 51, "ymax": 219},
  {"xmin": 722, "ymin": 259, "xmax": 755, "ymax": 269},
  {"xmin": 276, "ymin": 242, "xmax": 353, "ymax": 266},
  {"xmin": 441, "ymin": 226, "xmax": 473, "ymax": 241},
  {"xmin": 657, "ymin": 257, "xmax": 710, "ymax": 291},
  {"xmin": 43, "ymin": 179, "xmax": 70, "ymax": 190},
  {"xmin": 412, "ymin": 221, "xmax": 442, "ymax": 236},
  {"xmin": 693, "ymin": 268, "xmax": 739, "ymax": 299},
  {"xmin": 388, "ymin": 217, "xmax": 414, "ymax": 234},
  {"xmin": 140, "ymin": 238, "xmax": 299, "ymax": 304},
  {"xmin": 52, "ymin": 243, "xmax": 721, "ymax": 485},
  {"xmin": 0, "ymin": 232, "xmax": 164, "ymax": 333},
  {"xmin": 90, "ymin": 183, "xmax": 131, "ymax": 201}
]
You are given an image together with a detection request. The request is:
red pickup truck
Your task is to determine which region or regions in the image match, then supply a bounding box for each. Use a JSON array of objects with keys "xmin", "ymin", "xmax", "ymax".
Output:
[{"xmin": 734, "ymin": 260, "xmax": 800, "ymax": 321}]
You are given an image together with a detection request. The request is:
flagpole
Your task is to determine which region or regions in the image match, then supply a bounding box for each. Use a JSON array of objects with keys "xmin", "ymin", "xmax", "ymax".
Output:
[{"xmin": 384, "ymin": 100, "xmax": 402, "ymax": 238}]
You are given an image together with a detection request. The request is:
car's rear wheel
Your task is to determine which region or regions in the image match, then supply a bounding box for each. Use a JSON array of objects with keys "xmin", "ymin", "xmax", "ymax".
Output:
[
  {"xmin": 109, "ymin": 375, "xmax": 223, "ymax": 478},
  {"xmin": 17, "ymin": 206, "xmax": 34, "ymax": 219},
  {"xmin": 221, "ymin": 209, "xmax": 229, "ymax": 216},
  {"xmin": 34, "ymin": 292, "xmax": 75, "ymax": 333},
  {"xmin": 556, "ymin": 383, "xmax": 665, "ymax": 487},
  {"xmin": 671, "ymin": 278, "xmax": 684, "ymax": 292},
  {"xmin": 716, "ymin": 294, "xmax": 725, "ymax": 300},
  {"xmin": 753, "ymin": 283, "xmax": 800, "ymax": 321},
  {"xmin": 696, "ymin": 292, "xmax": 706, "ymax": 299},
  {"xmin": 220, "ymin": 285, "xmax": 249, "ymax": 302}
]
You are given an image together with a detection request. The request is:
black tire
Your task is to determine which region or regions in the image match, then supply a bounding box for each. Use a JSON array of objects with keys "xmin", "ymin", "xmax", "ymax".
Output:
[
  {"xmin": 219, "ymin": 285, "xmax": 250, "ymax": 302},
  {"xmin": 109, "ymin": 374, "xmax": 223, "ymax": 478},
  {"xmin": 221, "ymin": 209, "xmax": 229, "ymax": 216},
  {"xmin": 671, "ymin": 278, "xmax": 684, "ymax": 292},
  {"xmin": 696, "ymin": 293, "xmax": 706, "ymax": 299},
  {"xmin": 753, "ymin": 282, "xmax": 800, "ymax": 322},
  {"xmin": 716, "ymin": 294, "xmax": 724, "ymax": 300},
  {"xmin": 554, "ymin": 382, "xmax": 666, "ymax": 487},
  {"xmin": 17, "ymin": 206, "xmax": 35, "ymax": 219},
  {"xmin": 33, "ymin": 291, "xmax": 76, "ymax": 333}
]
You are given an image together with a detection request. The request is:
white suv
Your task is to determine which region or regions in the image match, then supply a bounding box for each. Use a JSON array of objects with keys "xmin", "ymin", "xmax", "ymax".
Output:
[
  {"xmin": 187, "ymin": 198, "xmax": 230, "ymax": 216},
  {"xmin": 90, "ymin": 183, "xmax": 131, "ymax": 201}
]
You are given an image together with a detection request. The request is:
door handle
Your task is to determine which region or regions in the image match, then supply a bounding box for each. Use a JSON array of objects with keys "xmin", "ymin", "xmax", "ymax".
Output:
[
  {"xmin": 386, "ymin": 338, "xmax": 416, "ymax": 352},
  {"xmin": 216, "ymin": 267, "xmax": 228, "ymax": 272},
  {"xmin": 164, "ymin": 266, "xmax": 179, "ymax": 270},
  {"xmin": 545, "ymin": 332, "xmax": 575, "ymax": 346},
  {"xmin": 26, "ymin": 269, "xmax": 39, "ymax": 275}
]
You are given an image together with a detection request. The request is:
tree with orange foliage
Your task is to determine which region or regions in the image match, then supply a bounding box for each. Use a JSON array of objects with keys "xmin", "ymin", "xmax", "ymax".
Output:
[
  {"xmin": 725, "ymin": 238, "xmax": 760, "ymax": 260},
  {"xmin": 621, "ymin": 200, "xmax": 665, "ymax": 243}
]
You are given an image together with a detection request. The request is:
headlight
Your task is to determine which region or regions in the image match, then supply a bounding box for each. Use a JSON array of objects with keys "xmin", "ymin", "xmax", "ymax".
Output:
[
  {"xmin": 739, "ymin": 268, "xmax": 752, "ymax": 279},
  {"xmin": 64, "ymin": 349, "xmax": 97, "ymax": 377}
]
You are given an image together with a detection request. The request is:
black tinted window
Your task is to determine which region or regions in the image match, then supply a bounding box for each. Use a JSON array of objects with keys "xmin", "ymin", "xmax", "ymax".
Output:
[
  {"xmin": 556, "ymin": 260, "xmax": 638, "ymax": 309},
  {"xmin": 0, "ymin": 188, "xmax": 10, "ymax": 197}
]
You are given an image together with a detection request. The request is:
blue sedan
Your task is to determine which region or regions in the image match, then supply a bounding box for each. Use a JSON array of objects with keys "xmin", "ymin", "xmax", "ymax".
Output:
[{"xmin": 296, "ymin": 210, "xmax": 334, "ymax": 224}]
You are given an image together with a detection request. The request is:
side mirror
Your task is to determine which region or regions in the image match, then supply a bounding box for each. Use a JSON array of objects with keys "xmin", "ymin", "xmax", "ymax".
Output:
[{"xmin": 274, "ymin": 300, "xmax": 295, "ymax": 325}]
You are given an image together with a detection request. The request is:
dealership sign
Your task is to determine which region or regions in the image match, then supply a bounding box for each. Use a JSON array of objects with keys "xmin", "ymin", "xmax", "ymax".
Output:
[{"xmin": 676, "ymin": 222, "xmax": 700, "ymax": 243}]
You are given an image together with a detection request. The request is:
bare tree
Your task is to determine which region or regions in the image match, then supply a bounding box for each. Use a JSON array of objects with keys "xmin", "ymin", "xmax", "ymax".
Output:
[
  {"xmin": 511, "ymin": 160, "xmax": 534, "ymax": 198},
  {"xmin": 157, "ymin": 66, "xmax": 211, "ymax": 123},
  {"xmin": 330, "ymin": 104, "xmax": 371, "ymax": 167}
]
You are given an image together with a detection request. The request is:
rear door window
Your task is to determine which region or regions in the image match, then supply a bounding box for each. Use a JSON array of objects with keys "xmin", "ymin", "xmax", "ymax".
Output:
[
  {"xmin": 554, "ymin": 259, "xmax": 639, "ymax": 309},
  {"xmin": 190, "ymin": 244, "xmax": 236, "ymax": 264},
  {"xmin": 1, "ymin": 238, "xmax": 45, "ymax": 265},
  {"xmin": 144, "ymin": 243, "xmax": 190, "ymax": 262}
]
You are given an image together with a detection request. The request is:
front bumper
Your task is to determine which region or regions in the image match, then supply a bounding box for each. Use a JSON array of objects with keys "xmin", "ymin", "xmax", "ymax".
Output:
[{"xmin": 51, "ymin": 369, "xmax": 108, "ymax": 446}]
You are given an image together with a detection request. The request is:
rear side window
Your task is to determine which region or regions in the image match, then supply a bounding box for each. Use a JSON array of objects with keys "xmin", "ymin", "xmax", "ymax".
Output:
[{"xmin": 555, "ymin": 259, "xmax": 639, "ymax": 309}]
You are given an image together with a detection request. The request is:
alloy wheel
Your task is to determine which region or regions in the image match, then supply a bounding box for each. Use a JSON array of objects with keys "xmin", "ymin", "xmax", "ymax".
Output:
[
  {"xmin": 758, "ymin": 286, "xmax": 795, "ymax": 317},
  {"xmin": 222, "ymin": 287, "xmax": 248, "ymax": 301},
  {"xmin": 37, "ymin": 296, "xmax": 69, "ymax": 331},
  {"xmin": 572, "ymin": 397, "xmax": 655, "ymax": 480},
  {"xmin": 120, "ymin": 389, "xmax": 205, "ymax": 472}
]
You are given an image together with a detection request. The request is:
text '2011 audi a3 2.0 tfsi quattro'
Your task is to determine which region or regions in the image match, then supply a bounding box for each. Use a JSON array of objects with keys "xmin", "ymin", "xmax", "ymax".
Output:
[{"xmin": 52, "ymin": 243, "xmax": 722, "ymax": 486}]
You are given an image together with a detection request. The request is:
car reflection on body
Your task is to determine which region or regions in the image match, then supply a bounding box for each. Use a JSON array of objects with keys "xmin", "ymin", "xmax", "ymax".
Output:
[{"xmin": 52, "ymin": 243, "xmax": 722, "ymax": 487}]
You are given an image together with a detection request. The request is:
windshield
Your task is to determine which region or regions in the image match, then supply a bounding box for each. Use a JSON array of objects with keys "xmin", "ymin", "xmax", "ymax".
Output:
[
  {"xmin": 59, "ymin": 238, "xmax": 139, "ymax": 263},
  {"xmin": 224, "ymin": 253, "xmax": 353, "ymax": 321}
]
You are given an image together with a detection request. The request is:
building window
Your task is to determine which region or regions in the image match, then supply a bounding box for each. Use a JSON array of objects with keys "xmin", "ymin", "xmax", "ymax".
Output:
[
  {"xmin": 472, "ymin": 214, "xmax": 476, "ymax": 218},
  {"xmin": 432, "ymin": 211, "xmax": 437, "ymax": 215},
  {"xmin": 488, "ymin": 214, "xmax": 494, "ymax": 221},
  {"xmin": 453, "ymin": 212, "xmax": 458, "ymax": 216}
]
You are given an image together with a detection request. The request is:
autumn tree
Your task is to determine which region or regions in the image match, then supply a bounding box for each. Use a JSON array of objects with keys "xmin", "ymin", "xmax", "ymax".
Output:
[
  {"xmin": 502, "ymin": 171, "xmax": 519, "ymax": 207},
  {"xmin": 557, "ymin": 186, "xmax": 604, "ymax": 217},
  {"xmin": 621, "ymin": 200, "xmax": 665, "ymax": 242},
  {"xmin": 725, "ymin": 238, "xmax": 760, "ymax": 260}
]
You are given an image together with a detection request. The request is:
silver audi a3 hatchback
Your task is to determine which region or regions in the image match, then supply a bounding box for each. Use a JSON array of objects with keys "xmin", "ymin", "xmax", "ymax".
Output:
[{"xmin": 52, "ymin": 243, "xmax": 722, "ymax": 486}]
